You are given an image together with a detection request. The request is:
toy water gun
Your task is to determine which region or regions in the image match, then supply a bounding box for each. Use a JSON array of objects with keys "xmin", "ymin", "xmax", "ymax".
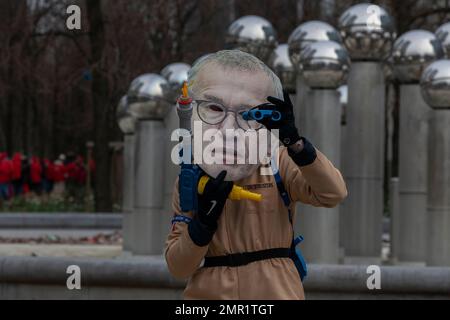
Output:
[
  {"xmin": 177, "ymin": 82, "xmax": 201, "ymax": 213},
  {"xmin": 197, "ymin": 176, "xmax": 262, "ymax": 202}
]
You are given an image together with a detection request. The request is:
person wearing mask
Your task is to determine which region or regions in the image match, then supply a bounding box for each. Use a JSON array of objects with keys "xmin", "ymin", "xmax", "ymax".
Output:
[{"xmin": 165, "ymin": 50, "xmax": 347, "ymax": 300}]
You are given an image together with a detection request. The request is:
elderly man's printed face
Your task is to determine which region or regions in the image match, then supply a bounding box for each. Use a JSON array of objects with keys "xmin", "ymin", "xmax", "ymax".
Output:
[{"xmin": 191, "ymin": 62, "xmax": 277, "ymax": 181}]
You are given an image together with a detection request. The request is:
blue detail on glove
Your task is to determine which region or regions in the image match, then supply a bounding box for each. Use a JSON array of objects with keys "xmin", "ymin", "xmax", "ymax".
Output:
[{"xmin": 171, "ymin": 215, "xmax": 192, "ymax": 225}]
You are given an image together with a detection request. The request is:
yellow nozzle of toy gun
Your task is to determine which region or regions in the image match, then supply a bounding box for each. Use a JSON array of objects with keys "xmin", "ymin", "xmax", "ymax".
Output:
[
  {"xmin": 197, "ymin": 176, "xmax": 262, "ymax": 202},
  {"xmin": 182, "ymin": 81, "xmax": 189, "ymax": 98}
]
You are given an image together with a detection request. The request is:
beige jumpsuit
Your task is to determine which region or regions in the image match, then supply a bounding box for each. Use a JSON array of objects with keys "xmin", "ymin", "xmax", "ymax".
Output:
[{"xmin": 165, "ymin": 147, "xmax": 347, "ymax": 300}]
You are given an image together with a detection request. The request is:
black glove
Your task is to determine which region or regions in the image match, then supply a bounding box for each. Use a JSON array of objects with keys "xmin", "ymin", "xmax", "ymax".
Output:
[
  {"xmin": 257, "ymin": 91, "xmax": 317, "ymax": 167},
  {"xmin": 257, "ymin": 90, "xmax": 301, "ymax": 147},
  {"xmin": 188, "ymin": 170, "xmax": 233, "ymax": 247}
]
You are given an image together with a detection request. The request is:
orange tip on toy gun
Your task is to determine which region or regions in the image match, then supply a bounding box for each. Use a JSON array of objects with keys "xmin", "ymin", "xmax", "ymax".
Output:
[
  {"xmin": 178, "ymin": 81, "xmax": 192, "ymax": 105},
  {"xmin": 197, "ymin": 176, "xmax": 262, "ymax": 202}
]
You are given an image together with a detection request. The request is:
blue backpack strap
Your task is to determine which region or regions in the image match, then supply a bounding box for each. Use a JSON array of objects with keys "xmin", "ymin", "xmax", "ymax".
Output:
[
  {"xmin": 273, "ymin": 170, "xmax": 293, "ymax": 223},
  {"xmin": 271, "ymin": 157, "xmax": 292, "ymax": 222},
  {"xmin": 271, "ymin": 156, "xmax": 307, "ymax": 281}
]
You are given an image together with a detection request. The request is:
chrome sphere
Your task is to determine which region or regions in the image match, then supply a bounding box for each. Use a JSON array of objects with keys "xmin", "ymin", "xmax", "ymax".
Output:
[
  {"xmin": 225, "ymin": 15, "xmax": 278, "ymax": 62},
  {"xmin": 436, "ymin": 22, "xmax": 450, "ymax": 57},
  {"xmin": 420, "ymin": 59, "xmax": 450, "ymax": 109},
  {"xmin": 127, "ymin": 73, "xmax": 172, "ymax": 120},
  {"xmin": 391, "ymin": 30, "xmax": 445, "ymax": 84},
  {"xmin": 288, "ymin": 21, "xmax": 342, "ymax": 69},
  {"xmin": 338, "ymin": 3, "xmax": 396, "ymax": 61},
  {"xmin": 268, "ymin": 44, "xmax": 296, "ymax": 93},
  {"xmin": 116, "ymin": 95, "xmax": 136, "ymax": 134},
  {"xmin": 161, "ymin": 62, "xmax": 191, "ymax": 102},
  {"xmin": 299, "ymin": 41, "xmax": 350, "ymax": 89}
]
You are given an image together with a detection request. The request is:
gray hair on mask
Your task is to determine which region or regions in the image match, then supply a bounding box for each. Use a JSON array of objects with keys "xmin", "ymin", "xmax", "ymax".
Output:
[{"xmin": 188, "ymin": 50, "xmax": 284, "ymax": 99}]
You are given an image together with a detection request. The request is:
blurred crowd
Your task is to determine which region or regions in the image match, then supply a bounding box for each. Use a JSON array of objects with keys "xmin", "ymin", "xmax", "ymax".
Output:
[{"xmin": 0, "ymin": 152, "xmax": 95, "ymax": 204}]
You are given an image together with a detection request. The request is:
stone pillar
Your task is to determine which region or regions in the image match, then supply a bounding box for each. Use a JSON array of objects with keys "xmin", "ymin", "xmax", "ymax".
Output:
[
  {"xmin": 389, "ymin": 177, "xmax": 399, "ymax": 264},
  {"xmin": 294, "ymin": 75, "xmax": 310, "ymax": 131},
  {"xmin": 122, "ymin": 134, "xmax": 136, "ymax": 253},
  {"xmin": 338, "ymin": 85, "xmax": 348, "ymax": 261},
  {"xmin": 132, "ymin": 120, "xmax": 165, "ymax": 255},
  {"xmin": 296, "ymin": 89, "xmax": 341, "ymax": 263},
  {"xmin": 340, "ymin": 62, "xmax": 385, "ymax": 263},
  {"xmin": 396, "ymin": 85, "xmax": 429, "ymax": 264},
  {"xmin": 162, "ymin": 107, "xmax": 180, "ymax": 244},
  {"xmin": 426, "ymin": 110, "xmax": 450, "ymax": 266}
]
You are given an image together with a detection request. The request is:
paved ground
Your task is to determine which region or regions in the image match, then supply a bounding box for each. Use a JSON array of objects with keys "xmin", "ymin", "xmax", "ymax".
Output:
[
  {"xmin": 0, "ymin": 229, "xmax": 117, "ymax": 238},
  {"xmin": 0, "ymin": 243, "xmax": 122, "ymax": 258}
]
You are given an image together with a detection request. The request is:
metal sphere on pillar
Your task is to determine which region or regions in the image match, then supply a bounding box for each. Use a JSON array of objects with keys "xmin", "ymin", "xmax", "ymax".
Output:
[
  {"xmin": 420, "ymin": 59, "xmax": 450, "ymax": 109},
  {"xmin": 298, "ymin": 40, "xmax": 350, "ymax": 89},
  {"xmin": 295, "ymin": 40, "xmax": 349, "ymax": 263},
  {"xmin": 161, "ymin": 63, "xmax": 191, "ymax": 103},
  {"xmin": 225, "ymin": 15, "xmax": 278, "ymax": 62},
  {"xmin": 268, "ymin": 43, "xmax": 296, "ymax": 94},
  {"xmin": 391, "ymin": 30, "xmax": 444, "ymax": 264},
  {"xmin": 127, "ymin": 73, "xmax": 171, "ymax": 255},
  {"xmin": 127, "ymin": 73, "xmax": 172, "ymax": 120},
  {"xmin": 391, "ymin": 30, "xmax": 445, "ymax": 84},
  {"xmin": 337, "ymin": 3, "xmax": 396, "ymax": 263},
  {"xmin": 338, "ymin": 3, "xmax": 396, "ymax": 61},
  {"xmin": 420, "ymin": 59, "xmax": 450, "ymax": 266},
  {"xmin": 436, "ymin": 22, "xmax": 450, "ymax": 57},
  {"xmin": 288, "ymin": 21, "xmax": 342, "ymax": 70},
  {"xmin": 288, "ymin": 21, "xmax": 342, "ymax": 137}
]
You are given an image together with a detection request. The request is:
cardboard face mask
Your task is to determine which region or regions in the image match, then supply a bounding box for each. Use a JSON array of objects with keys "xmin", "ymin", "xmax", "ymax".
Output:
[{"xmin": 190, "ymin": 64, "xmax": 277, "ymax": 182}]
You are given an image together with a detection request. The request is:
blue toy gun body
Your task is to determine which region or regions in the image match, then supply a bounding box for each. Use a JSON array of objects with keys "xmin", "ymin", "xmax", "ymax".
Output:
[{"xmin": 179, "ymin": 163, "xmax": 201, "ymax": 212}]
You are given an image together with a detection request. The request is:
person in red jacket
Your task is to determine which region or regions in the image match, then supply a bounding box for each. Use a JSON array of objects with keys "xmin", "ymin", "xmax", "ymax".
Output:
[
  {"xmin": 11, "ymin": 152, "xmax": 22, "ymax": 196},
  {"xmin": 0, "ymin": 153, "xmax": 13, "ymax": 201},
  {"xmin": 30, "ymin": 156, "xmax": 43, "ymax": 195}
]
